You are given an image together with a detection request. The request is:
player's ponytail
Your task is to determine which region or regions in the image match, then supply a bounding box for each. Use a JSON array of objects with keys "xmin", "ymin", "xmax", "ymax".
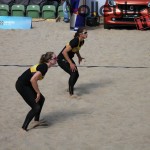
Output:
[{"xmin": 39, "ymin": 52, "xmax": 54, "ymax": 64}]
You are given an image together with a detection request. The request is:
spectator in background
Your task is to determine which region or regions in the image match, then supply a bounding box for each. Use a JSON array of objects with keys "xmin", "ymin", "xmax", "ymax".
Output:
[{"xmin": 62, "ymin": 0, "xmax": 70, "ymax": 23}]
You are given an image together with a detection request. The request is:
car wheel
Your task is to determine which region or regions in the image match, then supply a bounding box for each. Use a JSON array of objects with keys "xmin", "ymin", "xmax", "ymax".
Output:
[{"xmin": 104, "ymin": 24, "xmax": 111, "ymax": 29}]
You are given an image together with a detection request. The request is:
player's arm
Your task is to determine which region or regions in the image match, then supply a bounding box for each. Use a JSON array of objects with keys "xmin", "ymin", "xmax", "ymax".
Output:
[
  {"xmin": 30, "ymin": 71, "xmax": 42, "ymax": 102},
  {"xmin": 76, "ymin": 51, "xmax": 84, "ymax": 64},
  {"xmin": 62, "ymin": 45, "xmax": 77, "ymax": 72},
  {"xmin": 62, "ymin": 45, "xmax": 73, "ymax": 65}
]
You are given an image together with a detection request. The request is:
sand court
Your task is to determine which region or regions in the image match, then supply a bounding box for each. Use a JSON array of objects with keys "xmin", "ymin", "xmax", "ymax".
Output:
[{"xmin": 0, "ymin": 21, "xmax": 150, "ymax": 150}]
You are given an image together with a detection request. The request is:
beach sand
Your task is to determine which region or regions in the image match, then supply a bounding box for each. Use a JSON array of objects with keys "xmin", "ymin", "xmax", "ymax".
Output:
[{"xmin": 0, "ymin": 20, "xmax": 150, "ymax": 150}]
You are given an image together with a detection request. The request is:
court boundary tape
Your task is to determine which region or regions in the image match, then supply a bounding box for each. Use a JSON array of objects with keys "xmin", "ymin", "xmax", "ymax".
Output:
[{"xmin": 0, "ymin": 64, "xmax": 149, "ymax": 69}]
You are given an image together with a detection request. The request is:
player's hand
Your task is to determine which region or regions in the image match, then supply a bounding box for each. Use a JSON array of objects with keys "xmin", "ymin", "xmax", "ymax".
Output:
[
  {"xmin": 78, "ymin": 57, "xmax": 85, "ymax": 64},
  {"xmin": 70, "ymin": 63, "xmax": 77, "ymax": 72},
  {"xmin": 35, "ymin": 93, "xmax": 41, "ymax": 103}
]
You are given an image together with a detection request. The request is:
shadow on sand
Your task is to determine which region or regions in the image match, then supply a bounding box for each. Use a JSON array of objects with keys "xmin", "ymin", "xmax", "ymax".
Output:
[
  {"xmin": 75, "ymin": 79, "xmax": 113, "ymax": 96},
  {"xmin": 41, "ymin": 108, "xmax": 91, "ymax": 127}
]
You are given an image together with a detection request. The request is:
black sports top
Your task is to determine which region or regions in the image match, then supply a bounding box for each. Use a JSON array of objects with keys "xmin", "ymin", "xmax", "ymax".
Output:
[
  {"xmin": 58, "ymin": 37, "xmax": 84, "ymax": 60},
  {"xmin": 18, "ymin": 63, "xmax": 48, "ymax": 85}
]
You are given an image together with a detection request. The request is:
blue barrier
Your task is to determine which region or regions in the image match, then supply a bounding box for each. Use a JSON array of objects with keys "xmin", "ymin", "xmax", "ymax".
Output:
[{"xmin": 0, "ymin": 16, "xmax": 32, "ymax": 29}]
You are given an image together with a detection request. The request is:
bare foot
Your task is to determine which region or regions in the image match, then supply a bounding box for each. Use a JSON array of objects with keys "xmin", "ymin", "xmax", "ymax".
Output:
[
  {"xmin": 70, "ymin": 94, "xmax": 81, "ymax": 99},
  {"xmin": 38, "ymin": 119, "xmax": 47, "ymax": 123},
  {"xmin": 18, "ymin": 128, "xmax": 27, "ymax": 135},
  {"xmin": 30, "ymin": 120, "xmax": 48, "ymax": 129}
]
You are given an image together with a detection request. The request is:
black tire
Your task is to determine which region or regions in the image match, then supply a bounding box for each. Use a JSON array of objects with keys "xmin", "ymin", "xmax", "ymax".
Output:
[{"xmin": 104, "ymin": 24, "xmax": 111, "ymax": 29}]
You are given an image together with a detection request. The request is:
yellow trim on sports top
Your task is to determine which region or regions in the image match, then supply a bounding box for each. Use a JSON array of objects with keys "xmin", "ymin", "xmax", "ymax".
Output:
[
  {"xmin": 30, "ymin": 64, "xmax": 43, "ymax": 80},
  {"xmin": 66, "ymin": 41, "xmax": 81, "ymax": 53}
]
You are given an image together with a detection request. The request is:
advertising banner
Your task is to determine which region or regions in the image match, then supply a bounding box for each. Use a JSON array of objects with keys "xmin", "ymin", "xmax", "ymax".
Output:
[{"xmin": 0, "ymin": 16, "xmax": 32, "ymax": 29}]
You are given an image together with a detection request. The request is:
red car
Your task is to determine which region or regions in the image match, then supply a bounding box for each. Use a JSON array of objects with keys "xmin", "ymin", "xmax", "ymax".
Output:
[{"xmin": 104, "ymin": 0, "xmax": 150, "ymax": 29}]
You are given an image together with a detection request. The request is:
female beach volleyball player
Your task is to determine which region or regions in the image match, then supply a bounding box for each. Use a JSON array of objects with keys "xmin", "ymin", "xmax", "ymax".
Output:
[
  {"xmin": 57, "ymin": 27, "xmax": 88, "ymax": 97},
  {"xmin": 15, "ymin": 52, "xmax": 57, "ymax": 131}
]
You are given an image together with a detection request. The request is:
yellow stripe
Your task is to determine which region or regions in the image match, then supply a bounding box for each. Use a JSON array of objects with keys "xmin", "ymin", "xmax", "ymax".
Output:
[
  {"xmin": 30, "ymin": 64, "xmax": 43, "ymax": 80},
  {"xmin": 30, "ymin": 64, "xmax": 39, "ymax": 73}
]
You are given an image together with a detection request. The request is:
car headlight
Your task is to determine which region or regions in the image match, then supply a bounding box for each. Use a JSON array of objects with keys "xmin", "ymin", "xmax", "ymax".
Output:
[
  {"xmin": 148, "ymin": 2, "xmax": 150, "ymax": 7},
  {"xmin": 108, "ymin": 0, "xmax": 116, "ymax": 6}
]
